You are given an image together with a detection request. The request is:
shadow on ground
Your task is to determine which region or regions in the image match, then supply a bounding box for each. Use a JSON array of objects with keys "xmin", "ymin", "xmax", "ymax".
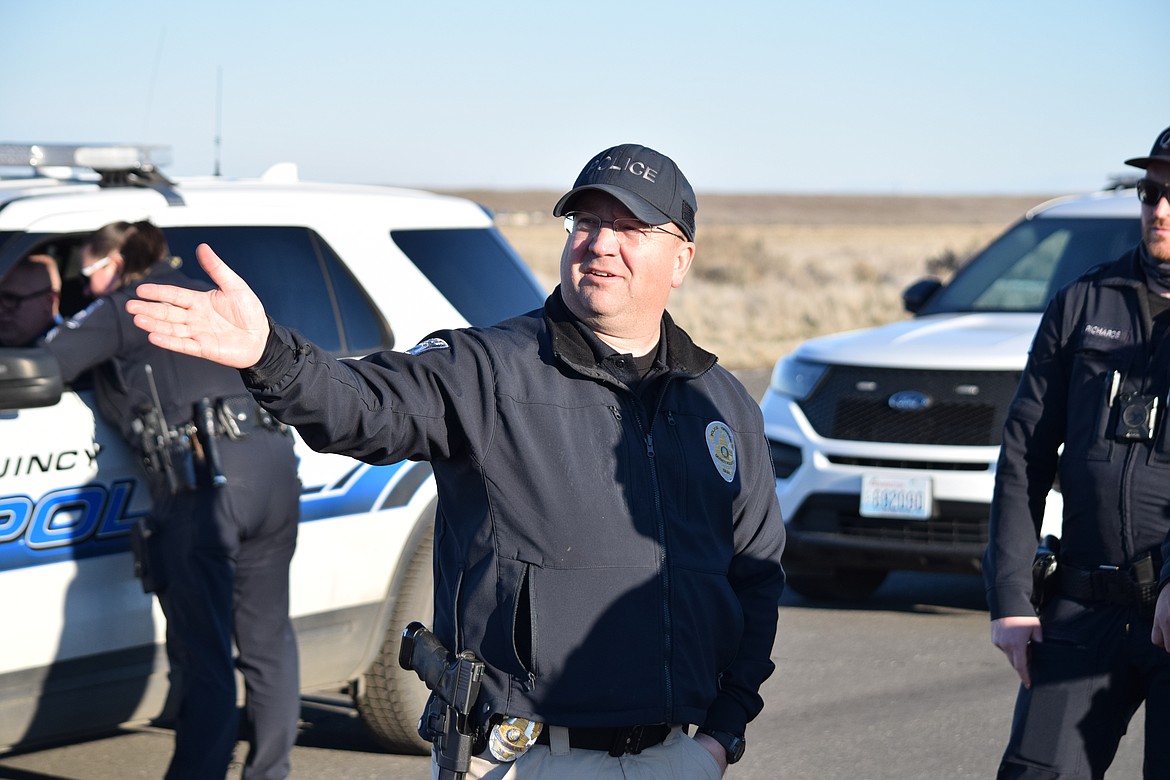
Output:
[{"xmin": 782, "ymin": 570, "xmax": 988, "ymax": 615}]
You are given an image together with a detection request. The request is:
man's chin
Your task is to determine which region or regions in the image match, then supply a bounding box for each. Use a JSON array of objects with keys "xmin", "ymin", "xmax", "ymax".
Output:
[{"xmin": 1148, "ymin": 235, "xmax": 1170, "ymax": 263}]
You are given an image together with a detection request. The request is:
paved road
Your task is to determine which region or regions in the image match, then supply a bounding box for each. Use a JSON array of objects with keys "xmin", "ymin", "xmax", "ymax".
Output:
[{"xmin": 0, "ymin": 572, "xmax": 1145, "ymax": 779}]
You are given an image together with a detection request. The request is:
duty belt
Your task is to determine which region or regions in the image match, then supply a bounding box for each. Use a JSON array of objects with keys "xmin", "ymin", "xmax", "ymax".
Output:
[
  {"xmin": 1057, "ymin": 554, "xmax": 1159, "ymax": 607},
  {"xmin": 533, "ymin": 724, "xmax": 672, "ymax": 757},
  {"xmin": 209, "ymin": 395, "xmax": 282, "ymax": 439}
]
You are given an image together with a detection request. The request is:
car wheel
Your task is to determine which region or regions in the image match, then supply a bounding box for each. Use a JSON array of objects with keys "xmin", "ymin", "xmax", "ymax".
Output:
[
  {"xmin": 354, "ymin": 508, "xmax": 435, "ymax": 755},
  {"xmin": 785, "ymin": 566, "xmax": 888, "ymax": 601}
]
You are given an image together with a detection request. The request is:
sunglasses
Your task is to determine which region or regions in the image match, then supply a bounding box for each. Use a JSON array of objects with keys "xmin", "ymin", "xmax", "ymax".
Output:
[
  {"xmin": 80, "ymin": 255, "xmax": 116, "ymax": 278},
  {"xmin": 0, "ymin": 287, "xmax": 55, "ymax": 311},
  {"xmin": 1136, "ymin": 179, "xmax": 1170, "ymax": 207}
]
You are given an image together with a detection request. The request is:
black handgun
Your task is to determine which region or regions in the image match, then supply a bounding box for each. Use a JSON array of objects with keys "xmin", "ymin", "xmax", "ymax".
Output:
[{"xmin": 399, "ymin": 621, "xmax": 484, "ymax": 780}]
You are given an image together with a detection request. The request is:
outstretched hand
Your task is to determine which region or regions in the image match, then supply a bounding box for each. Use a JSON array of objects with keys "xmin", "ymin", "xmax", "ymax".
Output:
[{"xmin": 127, "ymin": 243, "xmax": 270, "ymax": 369}]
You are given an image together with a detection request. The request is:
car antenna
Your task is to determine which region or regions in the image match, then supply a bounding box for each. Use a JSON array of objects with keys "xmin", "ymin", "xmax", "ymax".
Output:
[
  {"xmin": 142, "ymin": 26, "xmax": 166, "ymax": 147},
  {"xmin": 214, "ymin": 66, "xmax": 223, "ymax": 177}
]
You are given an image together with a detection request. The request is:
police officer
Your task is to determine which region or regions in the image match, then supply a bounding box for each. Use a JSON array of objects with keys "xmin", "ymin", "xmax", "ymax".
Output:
[
  {"xmin": 127, "ymin": 145, "xmax": 785, "ymax": 779},
  {"xmin": 44, "ymin": 221, "xmax": 301, "ymax": 780},
  {"xmin": 986, "ymin": 127, "xmax": 1170, "ymax": 778},
  {"xmin": 0, "ymin": 255, "xmax": 60, "ymax": 346}
]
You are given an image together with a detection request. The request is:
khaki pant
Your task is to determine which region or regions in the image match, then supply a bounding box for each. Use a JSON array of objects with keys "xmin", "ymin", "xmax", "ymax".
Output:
[{"xmin": 433, "ymin": 725, "xmax": 723, "ymax": 779}]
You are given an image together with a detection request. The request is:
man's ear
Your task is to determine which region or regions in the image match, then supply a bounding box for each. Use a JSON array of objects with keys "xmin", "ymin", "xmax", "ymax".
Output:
[{"xmin": 671, "ymin": 241, "xmax": 696, "ymax": 289}]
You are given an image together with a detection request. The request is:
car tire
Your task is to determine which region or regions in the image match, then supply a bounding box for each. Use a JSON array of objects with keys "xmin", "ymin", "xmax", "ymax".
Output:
[
  {"xmin": 785, "ymin": 565, "xmax": 888, "ymax": 601},
  {"xmin": 354, "ymin": 507, "xmax": 435, "ymax": 755}
]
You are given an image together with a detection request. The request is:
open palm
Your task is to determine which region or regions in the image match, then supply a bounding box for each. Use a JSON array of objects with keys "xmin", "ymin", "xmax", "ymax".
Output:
[{"xmin": 126, "ymin": 243, "xmax": 271, "ymax": 368}]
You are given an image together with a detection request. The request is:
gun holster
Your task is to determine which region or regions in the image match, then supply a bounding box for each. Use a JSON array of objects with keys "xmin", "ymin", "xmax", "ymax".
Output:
[
  {"xmin": 399, "ymin": 621, "xmax": 485, "ymax": 779},
  {"xmin": 1030, "ymin": 534, "xmax": 1060, "ymax": 611},
  {"xmin": 129, "ymin": 516, "xmax": 167, "ymax": 594}
]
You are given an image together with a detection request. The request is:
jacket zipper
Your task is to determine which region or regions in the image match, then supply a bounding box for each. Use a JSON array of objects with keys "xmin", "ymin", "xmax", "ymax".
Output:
[
  {"xmin": 625, "ymin": 380, "xmax": 677, "ymax": 716},
  {"xmin": 1118, "ymin": 290, "xmax": 1151, "ymax": 562}
]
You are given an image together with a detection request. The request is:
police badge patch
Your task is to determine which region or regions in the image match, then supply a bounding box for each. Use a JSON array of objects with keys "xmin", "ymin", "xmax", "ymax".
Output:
[
  {"xmin": 406, "ymin": 337, "xmax": 450, "ymax": 355},
  {"xmin": 706, "ymin": 421, "xmax": 737, "ymax": 482}
]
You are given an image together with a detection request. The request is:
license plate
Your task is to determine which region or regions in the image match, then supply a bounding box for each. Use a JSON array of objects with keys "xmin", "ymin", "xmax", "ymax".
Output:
[{"xmin": 859, "ymin": 474, "xmax": 932, "ymax": 520}]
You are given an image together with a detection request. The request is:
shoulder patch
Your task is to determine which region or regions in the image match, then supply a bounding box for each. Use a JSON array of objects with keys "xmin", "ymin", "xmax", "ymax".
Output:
[
  {"xmin": 45, "ymin": 299, "xmax": 104, "ymax": 341},
  {"xmin": 705, "ymin": 421, "xmax": 737, "ymax": 483},
  {"xmin": 407, "ymin": 337, "xmax": 450, "ymax": 355}
]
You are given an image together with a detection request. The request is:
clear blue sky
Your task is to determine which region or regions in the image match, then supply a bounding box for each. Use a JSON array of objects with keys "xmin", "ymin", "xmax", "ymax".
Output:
[{"xmin": 1, "ymin": 0, "xmax": 1165, "ymax": 195}]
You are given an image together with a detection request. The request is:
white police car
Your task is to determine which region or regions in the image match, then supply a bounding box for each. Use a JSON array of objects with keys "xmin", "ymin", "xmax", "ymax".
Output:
[
  {"xmin": 760, "ymin": 184, "xmax": 1143, "ymax": 600},
  {"xmin": 0, "ymin": 144, "xmax": 546, "ymax": 753}
]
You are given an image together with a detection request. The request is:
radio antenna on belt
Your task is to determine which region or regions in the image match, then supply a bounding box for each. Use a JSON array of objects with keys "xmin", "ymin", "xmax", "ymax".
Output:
[{"xmin": 144, "ymin": 364, "xmax": 169, "ymax": 431}]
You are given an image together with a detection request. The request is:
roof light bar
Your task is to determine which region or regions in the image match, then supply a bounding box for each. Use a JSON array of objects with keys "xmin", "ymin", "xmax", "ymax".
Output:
[{"xmin": 0, "ymin": 143, "xmax": 172, "ymax": 172}]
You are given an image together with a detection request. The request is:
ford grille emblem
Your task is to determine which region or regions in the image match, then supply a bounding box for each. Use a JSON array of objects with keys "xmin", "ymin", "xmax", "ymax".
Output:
[{"xmin": 888, "ymin": 390, "xmax": 933, "ymax": 411}]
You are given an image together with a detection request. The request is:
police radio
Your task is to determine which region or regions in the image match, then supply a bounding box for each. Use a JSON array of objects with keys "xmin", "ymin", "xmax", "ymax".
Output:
[{"xmin": 133, "ymin": 363, "xmax": 196, "ymax": 495}]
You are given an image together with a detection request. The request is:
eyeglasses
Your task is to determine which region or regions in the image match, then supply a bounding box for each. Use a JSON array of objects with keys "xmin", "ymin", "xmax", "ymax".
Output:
[
  {"xmin": 1137, "ymin": 179, "xmax": 1170, "ymax": 207},
  {"xmin": 80, "ymin": 255, "xmax": 116, "ymax": 278},
  {"xmin": 0, "ymin": 287, "xmax": 55, "ymax": 311},
  {"xmin": 564, "ymin": 212, "xmax": 687, "ymax": 246}
]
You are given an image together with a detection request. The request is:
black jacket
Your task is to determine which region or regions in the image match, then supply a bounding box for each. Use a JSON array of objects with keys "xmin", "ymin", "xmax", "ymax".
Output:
[
  {"xmin": 244, "ymin": 289, "xmax": 785, "ymax": 736},
  {"xmin": 986, "ymin": 245, "xmax": 1170, "ymax": 618}
]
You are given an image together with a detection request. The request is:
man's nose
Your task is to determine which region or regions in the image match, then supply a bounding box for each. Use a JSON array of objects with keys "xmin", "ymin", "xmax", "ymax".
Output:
[{"xmin": 588, "ymin": 222, "xmax": 621, "ymax": 252}]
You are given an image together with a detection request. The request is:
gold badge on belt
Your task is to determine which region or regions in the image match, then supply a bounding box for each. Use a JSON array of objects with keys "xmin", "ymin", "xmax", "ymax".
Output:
[{"xmin": 488, "ymin": 716, "xmax": 543, "ymax": 762}]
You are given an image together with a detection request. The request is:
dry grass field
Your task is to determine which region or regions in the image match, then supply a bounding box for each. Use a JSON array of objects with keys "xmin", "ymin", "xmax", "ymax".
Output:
[{"xmin": 448, "ymin": 190, "xmax": 1058, "ymax": 372}]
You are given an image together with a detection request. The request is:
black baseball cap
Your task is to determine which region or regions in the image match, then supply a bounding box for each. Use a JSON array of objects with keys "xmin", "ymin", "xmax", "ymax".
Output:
[
  {"xmin": 1125, "ymin": 126, "xmax": 1170, "ymax": 169},
  {"xmin": 553, "ymin": 144, "xmax": 697, "ymax": 241}
]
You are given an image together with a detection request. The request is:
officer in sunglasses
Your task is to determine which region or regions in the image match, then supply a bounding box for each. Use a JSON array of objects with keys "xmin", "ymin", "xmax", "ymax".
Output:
[
  {"xmin": 0, "ymin": 254, "xmax": 62, "ymax": 346},
  {"xmin": 0, "ymin": 255, "xmax": 61, "ymax": 347},
  {"xmin": 985, "ymin": 126, "xmax": 1170, "ymax": 778}
]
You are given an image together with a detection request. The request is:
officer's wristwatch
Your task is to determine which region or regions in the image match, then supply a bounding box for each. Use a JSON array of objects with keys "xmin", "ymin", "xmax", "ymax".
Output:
[{"xmin": 697, "ymin": 727, "xmax": 746, "ymax": 764}]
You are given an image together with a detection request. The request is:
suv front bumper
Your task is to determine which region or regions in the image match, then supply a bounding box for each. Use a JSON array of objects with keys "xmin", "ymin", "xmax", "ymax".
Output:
[{"xmin": 763, "ymin": 392, "xmax": 1064, "ymax": 575}]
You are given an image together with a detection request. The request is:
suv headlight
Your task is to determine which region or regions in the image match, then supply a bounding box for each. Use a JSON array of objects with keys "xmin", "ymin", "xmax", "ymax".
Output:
[{"xmin": 770, "ymin": 356, "xmax": 828, "ymax": 401}]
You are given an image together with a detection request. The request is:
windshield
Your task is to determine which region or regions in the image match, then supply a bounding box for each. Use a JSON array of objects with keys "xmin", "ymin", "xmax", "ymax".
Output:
[{"xmin": 920, "ymin": 216, "xmax": 1141, "ymax": 314}]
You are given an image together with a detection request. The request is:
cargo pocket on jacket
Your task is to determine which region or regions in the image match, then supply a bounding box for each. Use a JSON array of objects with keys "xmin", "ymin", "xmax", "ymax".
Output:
[
  {"xmin": 512, "ymin": 564, "xmax": 537, "ymax": 683},
  {"xmin": 497, "ymin": 559, "xmax": 538, "ymax": 689},
  {"xmin": 1066, "ymin": 355, "xmax": 1118, "ymax": 462}
]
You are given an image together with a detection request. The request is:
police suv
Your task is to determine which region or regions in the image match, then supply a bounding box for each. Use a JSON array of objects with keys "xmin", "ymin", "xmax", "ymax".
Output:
[
  {"xmin": 0, "ymin": 144, "xmax": 546, "ymax": 753},
  {"xmin": 761, "ymin": 184, "xmax": 1143, "ymax": 601}
]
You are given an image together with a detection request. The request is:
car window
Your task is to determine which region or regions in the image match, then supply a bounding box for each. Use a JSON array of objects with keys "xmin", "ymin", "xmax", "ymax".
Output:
[
  {"xmin": 920, "ymin": 217, "xmax": 1142, "ymax": 314},
  {"xmin": 0, "ymin": 231, "xmax": 17, "ymax": 269},
  {"xmin": 391, "ymin": 228, "xmax": 546, "ymax": 326},
  {"xmin": 164, "ymin": 226, "xmax": 391, "ymax": 356},
  {"xmin": 315, "ymin": 233, "xmax": 390, "ymax": 354}
]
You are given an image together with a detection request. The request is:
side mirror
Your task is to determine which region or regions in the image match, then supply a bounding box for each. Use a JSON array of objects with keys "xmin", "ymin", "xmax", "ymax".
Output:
[
  {"xmin": 0, "ymin": 348, "xmax": 64, "ymax": 409},
  {"xmin": 902, "ymin": 278, "xmax": 943, "ymax": 315}
]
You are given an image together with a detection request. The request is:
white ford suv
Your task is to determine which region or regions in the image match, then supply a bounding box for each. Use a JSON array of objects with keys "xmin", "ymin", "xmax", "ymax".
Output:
[
  {"xmin": 0, "ymin": 144, "xmax": 546, "ymax": 753},
  {"xmin": 760, "ymin": 184, "xmax": 1143, "ymax": 601}
]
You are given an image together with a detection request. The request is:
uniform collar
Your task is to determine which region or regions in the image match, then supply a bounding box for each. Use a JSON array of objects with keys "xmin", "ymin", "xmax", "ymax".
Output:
[
  {"xmin": 544, "ymin": 286, "xmax": 717, "ymax": 380},
  {"xmin": 1092, "ymin": 245, "xmax": 1147, "ymax": 290}
]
